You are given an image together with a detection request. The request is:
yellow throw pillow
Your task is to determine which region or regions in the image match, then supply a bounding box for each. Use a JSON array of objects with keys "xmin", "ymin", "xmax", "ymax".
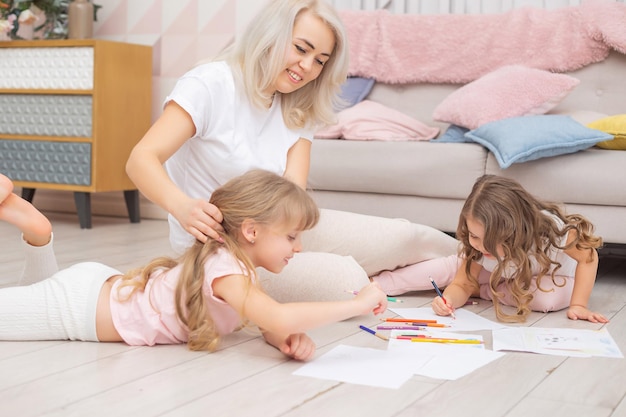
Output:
[{"xmin": 588, "ymin": 114, "xmax": 626, "ymax": 150}]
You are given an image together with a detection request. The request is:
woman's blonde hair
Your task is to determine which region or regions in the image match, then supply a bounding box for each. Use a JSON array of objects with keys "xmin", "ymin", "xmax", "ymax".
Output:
[
  {"xmin": 214, "ymin": 0, "xmax": 349, "ymax": 130},
  {"xmin": 457, "ymin": 175, "xmax": 602, "ymax": 322},
  {"xmin": 117, "ymin": 170, "xmax": 320, "ymax": 351}
]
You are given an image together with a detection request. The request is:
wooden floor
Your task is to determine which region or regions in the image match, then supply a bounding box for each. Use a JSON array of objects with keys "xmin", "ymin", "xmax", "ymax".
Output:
[{"xmin": 1, "ymin": 211, "xmax": 625, "ymax": 417}]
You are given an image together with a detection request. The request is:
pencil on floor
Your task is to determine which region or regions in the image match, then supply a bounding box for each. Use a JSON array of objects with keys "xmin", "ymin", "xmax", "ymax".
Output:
[
  {"xmin": 383, "ymin": 318, "xmax": 438, "ymax": 323},
  {"xmin": 359, "ymin": 325, "xmax": 389, "ymax": 341},
  {"xmin": 397, "ymin": 337, "xmax": 483, "ymax": 344},
  {"xmin": 346, "ymin": 290, "xmax": 403, "ymax": 303}
]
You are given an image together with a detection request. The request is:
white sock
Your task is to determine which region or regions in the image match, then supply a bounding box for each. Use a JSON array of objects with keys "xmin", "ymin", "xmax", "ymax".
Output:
[{"xmin": 19, "ymin": 233, "xmax": 59, "ymax": 286}]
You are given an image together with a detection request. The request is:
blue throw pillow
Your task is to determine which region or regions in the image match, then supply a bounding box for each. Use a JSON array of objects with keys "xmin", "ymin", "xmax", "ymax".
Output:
[
  {"xmin": 432, "ymin": 124, "xmax": 471, "ymax": 143},
  {"xmin": 337, "ymin": 77, "xmax": 375, "ymax": 109},
  {"xmin": 465, "ymin": 115, "xmax": 613, "ymax": 169}
]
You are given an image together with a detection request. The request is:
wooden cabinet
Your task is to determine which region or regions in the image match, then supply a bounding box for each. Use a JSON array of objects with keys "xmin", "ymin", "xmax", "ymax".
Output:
[{"xmin": 0, "ymin": 40, "xmax": 152, "ymax": 228}]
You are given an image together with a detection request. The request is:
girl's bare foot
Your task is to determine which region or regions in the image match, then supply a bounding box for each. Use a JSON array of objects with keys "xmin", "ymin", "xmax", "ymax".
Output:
[
  {"xmin": 0, "ymin": 173, "xmax": 13, "ymax": 203},
  {"xmin": 0, "ymin": 174, "xmax": 52, "ymax": 247}
]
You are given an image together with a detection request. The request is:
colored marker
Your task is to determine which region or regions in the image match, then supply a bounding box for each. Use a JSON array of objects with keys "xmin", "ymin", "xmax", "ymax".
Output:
[
  {"xmin": 430, "ymin": 276, "xmax": 456, "ymax": 320},
  {"xmin": 465, "ymin": 300, "xmax": 479, "ymax": 306},
  {"xmin": 384, "ymin": 318, "xmax": 438, "ymax": 323},
  {"xmin": 400, "ymin": 337, "xmax": 483, "ymax": 345},
  {"xmin": 377, "ymin": 325, "xmax": 426, "ymax": 331},
  {"xmin": 359, "ymin": 325, "xmax": 389, "ymax": 341},
  {"xmin": 347, "ymin": 290, "xmax": 403, "ymax": 303},
  {"xmin": 396, "ymin": 335, "xmax": 452, "ymax": 340}
]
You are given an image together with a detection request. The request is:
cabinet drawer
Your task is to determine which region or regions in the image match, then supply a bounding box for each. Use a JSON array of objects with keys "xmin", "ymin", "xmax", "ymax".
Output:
[
  {"xmin": 0, "ymin": 140, "xmax": 91, "ymax": 185},
  {"xmin": 0, "ymin": 94, "xmax": 92, "ymax": 137},
  {"xmin": 0, "ymin": 47, "xmax": 94, "ymax": 90}
]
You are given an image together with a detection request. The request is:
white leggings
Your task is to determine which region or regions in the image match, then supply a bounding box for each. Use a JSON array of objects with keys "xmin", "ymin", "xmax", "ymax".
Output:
[
  {"xmin": 373, "ymin": 254, "xmax": 575, "ymax": 312},
  {"xmin": 260, "ymin": 209, "xmax": 460, "ymax": 302},
  {"xmin": 0, "ymin": 236, "xmax": 121, "ymax": 341}
]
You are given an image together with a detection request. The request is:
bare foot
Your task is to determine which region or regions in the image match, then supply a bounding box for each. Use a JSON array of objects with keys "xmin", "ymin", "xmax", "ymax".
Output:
[
  {"xmin": 0, "ymin": 173, "xmax": 13, "ymax": 203},
  {"xmin": 0, "ymin": 175, "xmax": 52, "ymax": 247}
]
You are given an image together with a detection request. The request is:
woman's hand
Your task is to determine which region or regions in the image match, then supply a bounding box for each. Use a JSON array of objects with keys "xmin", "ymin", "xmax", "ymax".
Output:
[
  {"xmin": 173, "ymin": 198, "xmax": 224, "ymax": 243},
  {"xmin": 567, "ymin": 305, "xmax": 609, "ymax": 323},
  {"xmin": 355, "ymin": 282, "xmax": 388, "ymax": 315},
  {"xmin": 263, "ymin": 332, "xmax": 316, "ymax": 361}
]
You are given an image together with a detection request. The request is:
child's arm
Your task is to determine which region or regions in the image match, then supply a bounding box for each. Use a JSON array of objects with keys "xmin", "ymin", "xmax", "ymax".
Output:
[
  {"xmin": 432, "ymin": 258, "xmax": 481, "ymax": 316},
  {"xmin": 212, "ymin": 275, "xmax": 388, "ymax": 358},
  {"xmin": 563, "ymin": 231, "xmax": 609, "ymax": 323},
  {"xmin": 261, "ymin": 331, "xmax": 316, "ymax": 361}
]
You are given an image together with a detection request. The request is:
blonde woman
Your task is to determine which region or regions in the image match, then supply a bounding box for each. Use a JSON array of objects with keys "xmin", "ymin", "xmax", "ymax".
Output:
[
  {"xmin": 126, "ymin": 0, "xmax": 458, "ymax": 303},
  {"xmin": 0, "ymin": 171, "xmax": 387, "ymax": 360}
]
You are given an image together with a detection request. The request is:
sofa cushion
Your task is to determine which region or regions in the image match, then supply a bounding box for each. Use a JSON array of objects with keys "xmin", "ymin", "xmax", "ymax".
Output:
[
  {"xmin": 432, "ymin": 124, "xmax": 471, "ymax": 143},
  {"xmin": 432, "ymin": 65, "xmax": 580, "ymax": 130},
  {"xmin": 465, "ymin": 115, "xmax": 613, "ymax": 169},
  {"xmin": 486, "ymin": 147, "xmax": 626, "ymax": 206},
  {"xmin": 315, "ymin": 100, "xmax": 439, "ymax": 141},
  {"xmin": 309, "ymin": 139, "xmax": 486, "ymax": 200},
  {"xmin": 337, "ymin": 77, "xmax": 375, "ymax": 109},
  {"xmin": 588, "ymin": 114, "xmax": 626, "ymax": 150}
]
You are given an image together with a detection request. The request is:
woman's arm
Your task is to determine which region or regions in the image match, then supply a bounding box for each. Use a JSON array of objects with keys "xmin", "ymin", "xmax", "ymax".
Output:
[
  {"xmin": 126, "ymin": 102, "xmax": 223, "ymax": 242},
  {"xmin": 563, "ymin": 231, "xmax": 608, "ymax": 323},
  {"xmin": 284, "ymin": 138, "xmax": 311, "ymax": 190},
  {"xmin": 432, "ymin": 258, "xmax": 481, "ymax": 316}
]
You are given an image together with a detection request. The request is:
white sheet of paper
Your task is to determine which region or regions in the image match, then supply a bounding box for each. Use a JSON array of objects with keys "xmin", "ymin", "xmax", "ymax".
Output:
[
  {"xmin": 389, "ymin": 307, "xmax": 508, "ymax": 331},
  {"xmin": 492, "ymin": 327, "xmax": 623, "ymax": 358},
  {"xmin": 387, "ymin": 330, "xmax": 505, "ymax": 380},
  {"xmin": 293, "ymin": 344, "xmax": 425, "ymax": 389}
]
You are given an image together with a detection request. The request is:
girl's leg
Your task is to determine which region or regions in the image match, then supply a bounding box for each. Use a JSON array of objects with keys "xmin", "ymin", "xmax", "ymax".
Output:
[
  {"xmin": 0, "ymin": 174, "xmax": 52, "ymax": 247},
  {"xmin": 19, "ymin": 235, "xmax": 59, "ymax": 286},
  {"xmin": 0, "ymin": 174, "xmax": 58, "ymax": 285},
  {"xmin": 0, "ymin": 262, "xmax": 119, "ymax": 342},
  {"xmin": 371, "ymin": 254, "xmax": 461, "ymax": 296},
  {"xmin": 302, "ymin": 209, "xmax": 459, "ymax": 276}
]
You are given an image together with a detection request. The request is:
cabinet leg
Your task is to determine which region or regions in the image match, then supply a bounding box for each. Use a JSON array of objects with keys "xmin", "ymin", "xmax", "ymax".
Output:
[
  {"xmin": 124, "ymin": 190, "xmax": 141, "ymax": 223},
  {"xmin": 74, "ymin": 192, "xmax": 92, "ymax": 229},
  {"xmin": 21, "ymin": 187, "xmax": 36, "ymax": 203}
]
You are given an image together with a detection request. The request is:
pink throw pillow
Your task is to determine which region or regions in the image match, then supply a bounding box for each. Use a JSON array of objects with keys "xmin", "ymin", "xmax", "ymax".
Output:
[
  {"xmin": 432, "ymin": 66, "xmax": 580, "ymax": 130},
  {"xmin": 315, "ymin": 100, "xmax": 439, "ymax": 141}
]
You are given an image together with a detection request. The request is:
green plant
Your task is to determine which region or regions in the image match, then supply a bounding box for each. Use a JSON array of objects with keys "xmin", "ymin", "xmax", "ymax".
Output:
[{"xmin": 0, "ymin": 0, "xmax": 102, "ymax": 40}]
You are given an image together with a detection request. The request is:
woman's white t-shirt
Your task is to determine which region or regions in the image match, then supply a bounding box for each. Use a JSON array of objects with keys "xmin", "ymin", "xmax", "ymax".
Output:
[{"xmin": 164, "ymin": 61, "xmax": 313, "ymax": 253}]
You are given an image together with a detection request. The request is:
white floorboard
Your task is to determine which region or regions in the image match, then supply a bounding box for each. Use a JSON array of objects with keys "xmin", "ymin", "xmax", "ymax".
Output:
[{"xmin": 0, "ymin": 211, "xmax": 625, "ymax": 417}]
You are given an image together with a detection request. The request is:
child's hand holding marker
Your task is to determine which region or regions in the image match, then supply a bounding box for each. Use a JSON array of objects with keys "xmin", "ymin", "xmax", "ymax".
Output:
[
  {"xmin": 348, "ymin": 283, "xmax": 389, "ymax": 315},
  {"xmin": 430, "ymin": 276, "xmax": 456, "ymax": 319}
]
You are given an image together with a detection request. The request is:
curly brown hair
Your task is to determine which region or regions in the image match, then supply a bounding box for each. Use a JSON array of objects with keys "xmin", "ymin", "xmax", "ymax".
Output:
[{"xmin": 457, "ymin": 175, "xmax": 602, "ymax": 322}]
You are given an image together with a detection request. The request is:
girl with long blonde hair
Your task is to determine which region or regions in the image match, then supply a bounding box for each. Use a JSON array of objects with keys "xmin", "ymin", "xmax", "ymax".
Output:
[{"xmin": 0, "ymin": 171, "xmax": 387, "ymax": 360}]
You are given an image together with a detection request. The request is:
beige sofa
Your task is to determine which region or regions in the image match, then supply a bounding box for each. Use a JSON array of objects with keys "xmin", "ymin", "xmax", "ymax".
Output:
[{"xmin": 307, "ymin": 51, "xmax": 626, "ymax": 245}]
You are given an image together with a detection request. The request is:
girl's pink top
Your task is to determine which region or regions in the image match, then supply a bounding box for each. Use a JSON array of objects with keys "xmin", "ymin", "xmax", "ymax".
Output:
[{"xmin": 110, "ymin": 248, "xmax": 249, "ymax": 346}]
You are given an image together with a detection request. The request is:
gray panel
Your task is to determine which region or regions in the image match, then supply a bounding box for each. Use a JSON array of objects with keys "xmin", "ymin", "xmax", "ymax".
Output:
[
  {"xmin": 0, "ymin": 95, "xmax": 92, "ymax": 137},
  {"xmin": 0, "ymin": 140, "xmax": 91, "ymax": 185}
]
